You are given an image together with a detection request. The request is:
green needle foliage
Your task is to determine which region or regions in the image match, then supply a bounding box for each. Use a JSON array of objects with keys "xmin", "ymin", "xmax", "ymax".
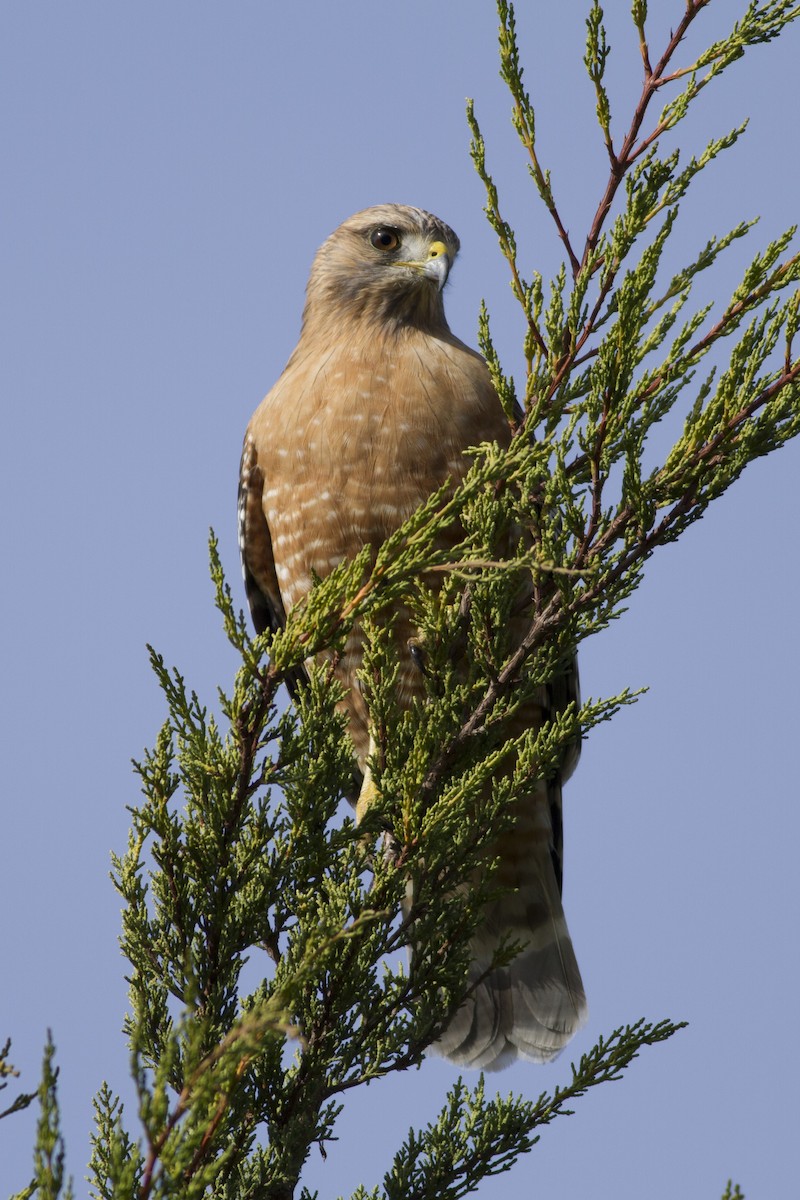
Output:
[
  {"xmin": 8, "ymin": 3, "xmax": 797, "ymax": 1198},
  {"xmin": 0, "ymin": 1041, "xmax": 36, "ymax": 1125},
  {"xmin": 9, "ymin": 1037, "xmax": 74, "ymax": 1200}
]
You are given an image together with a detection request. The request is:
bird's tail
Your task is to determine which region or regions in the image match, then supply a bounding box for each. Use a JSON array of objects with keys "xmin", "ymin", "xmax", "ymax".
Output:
[{"xmin": 432, "ymin": 779, "xmax": 587, "ymax": 1070}]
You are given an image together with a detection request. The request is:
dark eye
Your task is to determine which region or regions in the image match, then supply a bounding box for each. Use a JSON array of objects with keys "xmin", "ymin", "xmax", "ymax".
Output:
[{"xmin": 370, "ymin": 227, "xmax": 400, "ymax": 252}]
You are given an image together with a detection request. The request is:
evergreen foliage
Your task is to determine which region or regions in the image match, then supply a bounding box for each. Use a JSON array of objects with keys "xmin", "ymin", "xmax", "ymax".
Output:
[
  {"xmin": 7, "ymin": 3, "xmax": 797, "ymax": 1197},
  {"xmin": 0, "ymin": 1041, "xmax": 36, "ymax": 1124}
]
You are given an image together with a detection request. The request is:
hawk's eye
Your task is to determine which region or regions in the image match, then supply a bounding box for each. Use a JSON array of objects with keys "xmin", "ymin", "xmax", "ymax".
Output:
[{"xmin": 370, "ymin": 227, "xmax": 400, "ymax": 252}]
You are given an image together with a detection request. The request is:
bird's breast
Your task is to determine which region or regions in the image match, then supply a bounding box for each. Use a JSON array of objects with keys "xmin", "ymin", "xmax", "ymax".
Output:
[{"xmin": 260, "ymin": 337, "xmax": 500, "ymax": 607}]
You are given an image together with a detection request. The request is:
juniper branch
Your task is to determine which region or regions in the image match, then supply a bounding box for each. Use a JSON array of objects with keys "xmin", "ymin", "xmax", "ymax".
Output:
[{"xmin": 15, "ymin": 5, "xmax": 799, "ymax": 1198}]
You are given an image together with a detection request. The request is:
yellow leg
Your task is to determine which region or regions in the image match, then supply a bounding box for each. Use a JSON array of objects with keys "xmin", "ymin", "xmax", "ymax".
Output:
[{"xmin": 355, "ymin": 733, "xmax": 380, "ymax": 824}]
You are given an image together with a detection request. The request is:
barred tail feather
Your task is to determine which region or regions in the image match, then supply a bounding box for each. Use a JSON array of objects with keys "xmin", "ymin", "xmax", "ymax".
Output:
[
  {"xmin": 433, "ymin": 900, "xmax": 586, "ymax": 1068},
  {"xmin": 432, "ymin": 782, "xmax": 586, "ymax": 1070}
]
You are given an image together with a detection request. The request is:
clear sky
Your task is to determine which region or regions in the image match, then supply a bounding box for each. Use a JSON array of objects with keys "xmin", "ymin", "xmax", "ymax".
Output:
[{"xmin": 2, "ymin": 2, "xmax": 798, "ymax": 1197}]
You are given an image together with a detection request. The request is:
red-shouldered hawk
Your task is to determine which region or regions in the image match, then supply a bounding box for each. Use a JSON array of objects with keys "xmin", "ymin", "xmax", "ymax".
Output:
[{"xmin": 239, "ymin": 204, "xmax": 586, "ymax": 1068}]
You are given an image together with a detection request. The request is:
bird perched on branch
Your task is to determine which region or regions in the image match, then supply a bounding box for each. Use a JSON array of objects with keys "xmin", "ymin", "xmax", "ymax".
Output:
[{"xmin": 238, "ymin": 203, "xmax": 586, "ymax": 1068}]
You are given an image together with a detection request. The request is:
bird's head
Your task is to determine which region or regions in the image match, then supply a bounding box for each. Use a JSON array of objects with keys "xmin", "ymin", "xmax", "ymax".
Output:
[{"xmin": 303, "ymin": 204, "xmax": 461, "ymax": 333}]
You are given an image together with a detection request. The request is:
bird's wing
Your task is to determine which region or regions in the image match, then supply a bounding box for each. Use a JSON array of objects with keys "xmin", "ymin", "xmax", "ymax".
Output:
[
  {"xmin": 545, "ymin": 651, "xmax": 581, "ymax": 895},
  {"xmin": 238, "ymin": 432, "xmax": 286, "ymax": 637},
  {"xmin": 238, "ymin": 432, "xmax": 312, "ymax": 704}
]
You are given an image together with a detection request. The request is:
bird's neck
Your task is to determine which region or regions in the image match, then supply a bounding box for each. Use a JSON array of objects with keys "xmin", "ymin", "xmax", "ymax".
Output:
[{"xmin": 301, "ymin": 285, "xmax": 451, "ymax": 342}]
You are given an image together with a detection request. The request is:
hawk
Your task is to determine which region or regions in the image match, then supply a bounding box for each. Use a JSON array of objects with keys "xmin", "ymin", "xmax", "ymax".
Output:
[{"xmin": 238, "ymin": 204, "xmax": 586, "ymax": 1068}]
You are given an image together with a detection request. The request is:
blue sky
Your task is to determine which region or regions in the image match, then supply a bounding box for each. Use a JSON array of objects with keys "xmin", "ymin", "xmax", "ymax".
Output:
[{"xmin": 2, "ymin": 2, "xmax": 798, "ymax": 1196}]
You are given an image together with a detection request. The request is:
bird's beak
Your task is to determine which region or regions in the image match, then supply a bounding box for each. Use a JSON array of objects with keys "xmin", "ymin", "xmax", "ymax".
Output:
[
  {"xmin": 421, "ymin": 241, "xmax": 451, "ymax": 291},
  {"xmin": 396, "ymin": 240, "xmax": 452, "ymax": 291}
]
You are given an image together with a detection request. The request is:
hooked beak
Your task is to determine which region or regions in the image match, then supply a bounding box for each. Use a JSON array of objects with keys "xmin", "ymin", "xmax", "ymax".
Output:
[
  {"xmin": 420, "ymin": 240, "xmax": 451, "ymax": 291},
  {"xmin": 395, "ymin": 240, "xmax": 452, "ymax": 292}
]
